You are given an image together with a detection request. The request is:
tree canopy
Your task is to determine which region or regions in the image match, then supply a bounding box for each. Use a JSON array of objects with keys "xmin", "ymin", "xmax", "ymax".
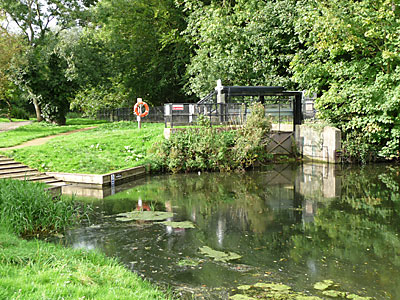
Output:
[{"xmin": 0, "ymin": 0, "xmax": 399, "ymax": 160}]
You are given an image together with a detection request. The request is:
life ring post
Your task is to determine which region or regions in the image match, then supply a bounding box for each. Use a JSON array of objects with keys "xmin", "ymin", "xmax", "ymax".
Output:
[{"xmin": 133, "ymin": 98, "xmax": 150, "ymax": 129}]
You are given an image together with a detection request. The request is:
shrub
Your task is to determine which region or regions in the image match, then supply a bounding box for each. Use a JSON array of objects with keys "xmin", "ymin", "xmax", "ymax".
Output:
[
  {"xmin": 0, "ymin": 179, "xmax": 80, "ymax": 236},
  {"xmin": 151, "ymin": 102, "xmax": 273, "ymax": 173},
  {"xmin": 233, "ymin": 102, "xmax": 272, "ymax": 169},
  {"xmin": 10, "ymin": 107, "xmax": 30, "ymax": 120}
]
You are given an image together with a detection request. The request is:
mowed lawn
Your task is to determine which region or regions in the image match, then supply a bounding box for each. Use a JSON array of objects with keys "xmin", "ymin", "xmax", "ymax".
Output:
[
  {"xmin": 0, "ymin": 119, "xmax": 108, "ymax": 148},
  {"xmin": 3, "ymin": 122, "xmax": 164, "ymax": 174}
]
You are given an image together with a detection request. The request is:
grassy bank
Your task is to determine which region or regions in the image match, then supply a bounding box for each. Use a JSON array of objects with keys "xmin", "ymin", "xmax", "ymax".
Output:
[
  {"xmin": 0, "ymin": 179, "xmax": 169, "ymax": 300},
  {"xmin": 4, "ymin": 122, "xmax": 164, "ymax": 174},
  {"xmin": 0, "ymin": 228, "xmax": 168, "ymax": 300},
  {"xmin": 0, "ymin": 119, "xmax": 107, "ymax": 148}
]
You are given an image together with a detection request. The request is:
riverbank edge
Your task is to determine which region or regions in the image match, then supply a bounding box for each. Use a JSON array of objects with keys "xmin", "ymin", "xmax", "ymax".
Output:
[{"xmin": 0, "ymin": 226, "xmax": 170, "ymax": 300}]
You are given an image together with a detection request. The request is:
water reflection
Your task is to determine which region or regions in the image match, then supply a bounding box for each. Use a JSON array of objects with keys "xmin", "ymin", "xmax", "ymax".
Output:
[{"xmin": 63, "ymin": 163, "xmax": 400, "ymax": 299}]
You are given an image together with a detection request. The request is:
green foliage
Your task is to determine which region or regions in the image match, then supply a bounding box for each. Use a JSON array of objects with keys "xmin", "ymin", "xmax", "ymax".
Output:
[
  {"xmin": 292, "ymin": 0, "xmax": 400, "ymax": 162},
  {"xmin": 0, "ymin": 28, "xmax": 26, "ymax": 120},
  {"xmin": 9, "ymin": 106, "xmax": 30, "ymax": 120},
  {"xmin": 181, "ymin": 0, "xmax": 300, "ymax": 97},
  {"xmin": 23, "ymin": 34, "xmax": 78, "ymax": 125},
  {"xmin": 0, "ymin": 0, "xmax": 94, "ymax": 123},
  {"xmin": 67, "ymin": 0, "xmax": 192, "ymax": 116},
  {"xmin": 152, "ymin": 103, "xmax": 272, "ymax": 173},
  {"xmin": 233, "ymin": 102, "xmax": 272, "ymax": 168},
  {"xmin": 0, "ymin": 179, "xmax": 79, "ymax": 235}
]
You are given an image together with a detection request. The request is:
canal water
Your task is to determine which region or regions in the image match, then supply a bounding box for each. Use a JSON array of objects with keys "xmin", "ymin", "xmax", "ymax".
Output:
[{"xmin": 60, "ymin": 163, "xmax": 400, "ymax": 299}]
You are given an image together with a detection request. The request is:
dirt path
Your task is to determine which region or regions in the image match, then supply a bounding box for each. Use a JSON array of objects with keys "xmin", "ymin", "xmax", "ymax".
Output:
[
  {"xmin": 0, "ymin": 126, "xmax": 98, "ymax": 151},
  {"xmin": 0, "ymin": 121, "xmax": 32, "ymax": 132}
]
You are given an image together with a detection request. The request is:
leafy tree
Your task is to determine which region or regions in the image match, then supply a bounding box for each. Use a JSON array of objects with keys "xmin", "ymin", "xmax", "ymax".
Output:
[
  {"xmin": 0, "ymin": 0, "xmax": 95, "ymax": 123},
  {"xmin": 68, "ymin": 0, "xmax": 191, "ymax": 116},
  {"xmin": 24, "ymin": 33, "xmax": 78, "ymax": 124},
  {"xmin": 292, "ymin": 0, "xmax": 400, "ymax": 161},
  {"xmin": 181, "ymin": 0, "xmax": 301, "ymax": 97},
  {"xmin": 0, "ymin": 25, "xmax": 26, "ymax": 120}
]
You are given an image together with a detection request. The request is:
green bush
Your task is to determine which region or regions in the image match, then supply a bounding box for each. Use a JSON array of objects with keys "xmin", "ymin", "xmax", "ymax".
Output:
[
  {"xmin": 0, "ymin": 179, "xmax": 80, "ymax": 236},
  {"xmin": 10, "ymin": 107, "xmax": 30, "ymax": 120},
  {"xmin": 151, "ymin": 103, "xmax": 273, "ymax": 173},
  {"xmin": 233, "ymin": 102, "xmax": 272, "ymax": 169}
]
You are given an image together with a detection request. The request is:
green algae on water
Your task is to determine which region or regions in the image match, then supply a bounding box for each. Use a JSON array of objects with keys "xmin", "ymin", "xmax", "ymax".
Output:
[
  {"xmin": 115, "ymin": 211, "xmax": 174, "ymax": 222},
  {"xmin": 199, "ymin": 246, "xmax": 242, "ymax": 262},
  {"xmin": 232, "ymin": 282, "xmax": 322, "ymax": 300},
  {"xmin": 159, "ymin": 220, "xmax": 195, "ymax": 228},
  {"xmin": 313, "ymin": 279, "xmax": 334, "ymax": 291}
]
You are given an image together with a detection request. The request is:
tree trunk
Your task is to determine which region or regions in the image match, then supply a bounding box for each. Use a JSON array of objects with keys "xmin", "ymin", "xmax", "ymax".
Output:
[{"xmin": 33, "ymin": 98, "xmax": 43, "ymax": 122}]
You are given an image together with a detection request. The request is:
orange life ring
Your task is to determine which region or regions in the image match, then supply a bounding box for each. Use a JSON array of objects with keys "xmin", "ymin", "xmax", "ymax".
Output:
[{"xmin": 134, "ymin": 102, "xmax": 149, "ymax": 117}]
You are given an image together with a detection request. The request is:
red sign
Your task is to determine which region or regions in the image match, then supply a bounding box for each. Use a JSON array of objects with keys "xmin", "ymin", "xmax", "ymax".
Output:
[{"xmin": 172, "ymin": 105, "xmax": 184, "ymax": 111}]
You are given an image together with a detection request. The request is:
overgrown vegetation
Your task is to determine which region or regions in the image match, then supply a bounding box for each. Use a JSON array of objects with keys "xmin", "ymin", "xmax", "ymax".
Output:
[
  {"xmin": 0, "ymin": 179, "xmax": 79, "ymax": 236},
  {"xmin": 152, "ymin": 103, "xmax": 273, "ymax": 173}
]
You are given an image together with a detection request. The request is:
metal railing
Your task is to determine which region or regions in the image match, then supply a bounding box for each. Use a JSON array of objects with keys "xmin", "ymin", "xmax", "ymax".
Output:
[
  {"xmin": 164, "ymin": 101, "xmax": 294, "ymax": 131},
  {"xmin": 96, "ymin": 106, "xmax": 164, "ymax": 122}
]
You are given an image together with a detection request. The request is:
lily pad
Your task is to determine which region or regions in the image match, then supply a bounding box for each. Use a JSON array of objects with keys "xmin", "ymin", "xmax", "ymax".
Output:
[
  {"xmin": 177, "ymin": 259, "xmax": 199, "ymax": 267},
  {"xmin": 253, "ymin": 282, "xmax": 291, "ymax": 291},
  {"xmin": 159, "ymin": 221, "xmax": 195, "ymax": 228},
  {"xmin": 199, "ymin": 246, "xmax": 242, "ymax": 262},
  {"xmin": 346, "ymin": 294, "xmax": 373, "ymax": 300},
  {"xmin": 322, "ymin": 290, "xmax": 347, "ymax": 298},
  {"xmin": 314, "ymin": 280, "xmax": 334, "ymax": 291},
  {"xmin": 230, "ymin": 294, "xmax": 255, "ymax": 300},
  {"xmin": 295, "ymin": 296, "xmax": 323, "ymax": 300},
  {"xmin": 237, "ymin": 285, "xmax": 252, "ymax": 291},
  {"xmin": 115, "ymin": 211, "xmax": 173, "ymax": 222}
]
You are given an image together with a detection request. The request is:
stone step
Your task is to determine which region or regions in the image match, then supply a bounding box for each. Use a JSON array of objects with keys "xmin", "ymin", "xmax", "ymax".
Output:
[
  {"xmin": 0, "ymin": 170, "xmax": 40, "ymax": 179},
  {"xmin": 0, "ymin": 164, "xmax": 27, "ymax": 170},
  {"xmin": 38, "ymin": 178, "xmax": 65, "ymax": 184},
  {"xmin": 0, "ymin": 157, "xmax": 14, "ymax": 162},
  {"xmin": 46, "ymin": 181, "xmax": 68, "ymax": 187},
  {"xmin": 24, "ymin": 175, "xmax": 57, "ymax": 181},
  {"xmin": 0, "ymin": 167, "xmax": 35, "ymax": 175},
  {"xmin": 0, "ymin": 160, "xmax": 20, "ymax": 166}
]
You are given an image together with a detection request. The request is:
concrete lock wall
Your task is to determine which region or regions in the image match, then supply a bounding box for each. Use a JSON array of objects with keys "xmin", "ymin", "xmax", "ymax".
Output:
[{"xmin": 295, "ymin": 125, "xmax": 341, "ymax": 163}]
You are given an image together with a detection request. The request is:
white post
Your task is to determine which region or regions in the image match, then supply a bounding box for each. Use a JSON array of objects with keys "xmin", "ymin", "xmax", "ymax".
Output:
[{"xmin": 137, "ymin": 98, "xmax": 142, "ymax": 129}]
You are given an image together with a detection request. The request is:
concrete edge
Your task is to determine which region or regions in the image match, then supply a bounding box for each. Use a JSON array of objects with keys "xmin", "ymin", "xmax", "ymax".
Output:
[{"xmin": 47, "ymin": 165, "xmax": 149, "ymax": 186}]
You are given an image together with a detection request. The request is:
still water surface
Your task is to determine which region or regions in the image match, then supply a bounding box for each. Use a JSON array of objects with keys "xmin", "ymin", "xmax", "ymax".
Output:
[{"xmin": 62, "ymin": 164, "xmax": 400, "ymax": 299}]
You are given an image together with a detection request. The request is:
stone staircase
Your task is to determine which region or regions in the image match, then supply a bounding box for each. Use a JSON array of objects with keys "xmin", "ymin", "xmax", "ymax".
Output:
[{"xmin": 0, "ymin": 155, "xmax": 67, "ymax": 195}]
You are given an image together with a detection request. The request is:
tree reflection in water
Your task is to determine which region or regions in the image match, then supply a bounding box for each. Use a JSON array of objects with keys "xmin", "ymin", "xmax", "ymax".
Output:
[{"xmin": 64, "ymin": 164, "xmax": 400, "ymax": 299}]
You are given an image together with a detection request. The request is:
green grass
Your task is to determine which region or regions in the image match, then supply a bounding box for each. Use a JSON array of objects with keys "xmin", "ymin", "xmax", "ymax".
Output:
[
  {"xmin": 0, "ymin": 227, "xmax": 169, "ymax": 300},
  {"xmin": 0, "ymin": 118, "xmax": 32, "ymax": 122},
  {"xmin": 0, "ymin": 178, "xmax": 169, "ymax": 299},
  {"xmin": 5, "ymin": 122, "xmax": 164, "ymax": 174},
  {"xmin": 0, "ymin": 119, "xmax": 108, "ymax": 148},
  {"xmin": 0, "ymin": 179, "xmax": 79, "ymax": 236}
]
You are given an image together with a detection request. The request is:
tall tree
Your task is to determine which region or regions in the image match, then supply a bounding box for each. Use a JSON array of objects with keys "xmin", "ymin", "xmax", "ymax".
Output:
[
  {"xmin": 68, "ymin": 0, "xmax": 191, "ymax": 114},
  {"xmin": 292, "ymin": 0, "xmax": 400, "ymax": 161},
  {"xmin": 0, "ymin": 0, "xmax": 95, "ymax": 123},
  {"xmin": 0, "ymin": 24, "xmax": 26, "ymax": 120},
  {"xmin": 181, "ymin": 0, "xmax": 301, "ymax": 98}
]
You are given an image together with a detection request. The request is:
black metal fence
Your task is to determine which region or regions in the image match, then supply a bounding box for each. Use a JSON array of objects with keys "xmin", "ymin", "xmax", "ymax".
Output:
[
  {"xmin": 164, "ymin": 102, "xmax": 295, "ymax": 131},
  {"xmin": 96, "ymin": 106, "xmax": 164, "ymax": 122}
]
